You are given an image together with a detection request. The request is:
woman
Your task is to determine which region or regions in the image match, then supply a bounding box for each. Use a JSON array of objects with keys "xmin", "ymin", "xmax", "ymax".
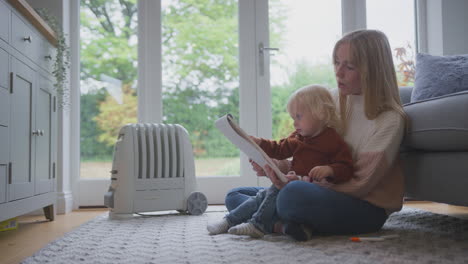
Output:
[{"xmin": 224, "ymin": 29, "xmax": 407, "ymax": 241}]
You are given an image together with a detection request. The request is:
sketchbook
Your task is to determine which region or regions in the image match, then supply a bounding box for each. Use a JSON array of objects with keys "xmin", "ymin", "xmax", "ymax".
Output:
[{"xmin": 215, "ymin": 114, "xmax": 288, "ymax": 182}]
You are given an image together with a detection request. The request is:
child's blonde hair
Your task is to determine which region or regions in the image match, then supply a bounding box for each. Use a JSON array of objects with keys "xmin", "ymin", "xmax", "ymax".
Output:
[
  {"xmin": 333, "ymin": 29, "xmax": 407, "ymax": 130},
  {"xmin": 287, "ymin": 84, "xmax": 342, "ymax": 134}
]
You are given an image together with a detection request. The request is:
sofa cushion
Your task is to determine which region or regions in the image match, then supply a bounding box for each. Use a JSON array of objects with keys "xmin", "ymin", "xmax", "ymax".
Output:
[{"xmin": 411, "ymin": 53, "xmax": 468, "ymax": 102}]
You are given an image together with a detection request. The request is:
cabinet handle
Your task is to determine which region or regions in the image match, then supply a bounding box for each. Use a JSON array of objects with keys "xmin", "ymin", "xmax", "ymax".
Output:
[
  {"xmin": 32, "ymin": 130, "xmax": 39, "ymax": 136},
  {"xmin": 39, "ymin": 130, "xmax": 44, "ymax": 136},
  {"xmin": 10, "ymin": 72, "xmax": 14, "ymax": 94},
  {"xmin": 53, "ymin": 163, "xmax": 56, "ymax": 179},
  {"xmin": 8, "ymin": 162, "xmax": 12, "ymax": 184},
  {"xmin": 45, "ymin": 55, "xmax": 52, "ymax": 60},
  {"xmin": 23, "ymin": 36, "xmax": 32, "ymax": 43}
]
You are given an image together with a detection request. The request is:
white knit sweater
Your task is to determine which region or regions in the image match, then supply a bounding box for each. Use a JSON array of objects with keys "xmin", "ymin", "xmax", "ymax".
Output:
[{"xmin": 317, "ymin": 93, "xmax": 405, "ymax": 214}]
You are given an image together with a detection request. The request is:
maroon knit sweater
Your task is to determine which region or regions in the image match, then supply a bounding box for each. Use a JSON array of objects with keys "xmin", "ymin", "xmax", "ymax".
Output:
[{"xmin": 258, "ymin": 127, "xmax": 353, "ymax": 183}]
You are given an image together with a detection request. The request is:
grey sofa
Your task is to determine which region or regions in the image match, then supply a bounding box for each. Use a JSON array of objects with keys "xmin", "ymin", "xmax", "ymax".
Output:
[{"xmin": 399, "ymin": 86, "xmax": 468, "ymax": 206}]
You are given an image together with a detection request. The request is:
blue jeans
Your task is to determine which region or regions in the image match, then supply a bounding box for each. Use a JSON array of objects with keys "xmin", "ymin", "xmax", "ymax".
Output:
[
  {"xmin": 225, "ymin": 181, "xmax": 388, "ymax": 235},
  {"xmin": 224, "ymin": 186, "xmax": 279, "ymax": 233}
]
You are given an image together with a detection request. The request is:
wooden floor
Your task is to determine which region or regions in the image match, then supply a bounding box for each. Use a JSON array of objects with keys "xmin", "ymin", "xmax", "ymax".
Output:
[
  {"xmin": 0, "ymin": 208, "xmax": 107, "ymax": 264},
  {"xmin": 1, "ymin": 202, "xmax": 468, "ymax": 264}
]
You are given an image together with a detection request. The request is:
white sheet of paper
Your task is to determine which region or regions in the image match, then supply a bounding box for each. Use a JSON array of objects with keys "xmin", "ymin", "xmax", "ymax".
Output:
[{"xmin": 215, "ymin": 114, "xmax": 287, "ymax": 182}]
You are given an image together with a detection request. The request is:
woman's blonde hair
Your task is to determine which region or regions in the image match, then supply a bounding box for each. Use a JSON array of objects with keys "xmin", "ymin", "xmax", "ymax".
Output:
[
  {"xmin": 287, "ymin": 84, "xmax": 342, "ymax": 134},
  {"xmin": 333, "ymin": 29, "xmax": 406, "ymax": 130}
]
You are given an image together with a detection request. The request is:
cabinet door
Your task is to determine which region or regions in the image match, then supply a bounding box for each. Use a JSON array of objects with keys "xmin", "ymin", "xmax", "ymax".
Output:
[
  {"xmin": 35, "ymin": 75, "xmax": 54, "ymax": 194},
  {"xmin": 0, "ymin": 48, "xmax": 8, "ymax": 204},
  {"xmin": 9, "ymin": 58, "xmax": 35, "ymax": 201}
]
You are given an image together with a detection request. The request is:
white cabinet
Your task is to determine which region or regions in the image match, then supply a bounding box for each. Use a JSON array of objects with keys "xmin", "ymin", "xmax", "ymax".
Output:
[{"xmin": 0, "ymin": 0, "xmax": 57, "ymax": 222}]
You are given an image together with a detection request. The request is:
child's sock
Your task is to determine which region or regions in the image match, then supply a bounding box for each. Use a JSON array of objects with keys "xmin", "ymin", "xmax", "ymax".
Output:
[
  {"xmin": 228, "ymin": 222, "xmax": 264, "ymax": 238},
  {"xmin": 207, "ymin": 218, "xmax": 230, "ymax": 235},
  {"xmin": 283, "ymin": 222, "xmax": 313, "ymax": 241}
]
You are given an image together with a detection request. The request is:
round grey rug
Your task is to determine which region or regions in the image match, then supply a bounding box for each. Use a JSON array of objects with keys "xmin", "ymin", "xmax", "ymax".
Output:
[{"xmin": 22, "ymin": 207, "xmax": 468, "ymax": 264}]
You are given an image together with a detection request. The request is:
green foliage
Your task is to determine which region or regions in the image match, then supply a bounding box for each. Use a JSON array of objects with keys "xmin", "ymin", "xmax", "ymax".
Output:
[
  {"xmin": 217, "ymin": 158, "xmax": 241, "ymax": 175},
  {"xmin": 268, "ymin": 0, "xmax": 288, "ymax": 66},
  {"xmin": 79, "ymin": 0, "xmax": 337, "ymax": 161},
  {"xmin": 271, "ymin": 61, "xmax": 336, "ymax": 139},
  {"xmin": 80, "ymin": 0, "xmax": 137, "ymax": 84},
  {"xmin": 80, "ymin": 0, "xmax": 138, "ymax": 160},
  {"xmin": 160, "ymin": 0, "xmax": 240, "ymax": 157},
  {"xmin": 80, "ymin": 89, "xmax": 113, "ymax": 159},
  {"xmin": 162, "ymin": 0, "xmax": 238, "ymax": 88},
  {"xmin": 94, "ymin": 85, "xmax": 137, "ymax": 147},
  {"xmin": 35, "ymin": 8, "xmax": 71, "ymax": 108}
]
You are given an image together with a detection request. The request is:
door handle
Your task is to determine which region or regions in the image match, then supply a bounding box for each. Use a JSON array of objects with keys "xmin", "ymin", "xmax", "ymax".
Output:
[
  {"xmin": 258, "ymin": 42, "xmax": 279, "ymax": 76},
  {"xmin": 259, "ymin": 45, "xmax": 279, "ymax": 53}
]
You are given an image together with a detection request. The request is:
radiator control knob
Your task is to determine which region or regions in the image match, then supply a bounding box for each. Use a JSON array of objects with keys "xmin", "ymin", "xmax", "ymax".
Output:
[{"xmin": 186, "ymin": 191, "xmax": 208, "ymax": 216}]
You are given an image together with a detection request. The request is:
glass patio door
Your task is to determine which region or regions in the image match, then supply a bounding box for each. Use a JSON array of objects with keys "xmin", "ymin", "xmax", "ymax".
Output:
[
  {"xmin": 160, "ymin": 0, "xmax": 272, "ymax": 203},
  {"xmin": 193, "ymin": 0, "xmax": 345, "ymax": 197},
  {"xmin": 266, "ymin": 1, "xmax": 342, "ymax": 164},
  {"xmin": 78, "ymin": 0, "xmax": 270, "ymax": 205},
  {"xmin": 78, "ymin": 0, "xmax": 139, "ymax": 206}
]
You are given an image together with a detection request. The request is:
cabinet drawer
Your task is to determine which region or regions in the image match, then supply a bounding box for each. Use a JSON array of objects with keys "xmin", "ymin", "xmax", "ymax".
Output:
[
  {"xmin": 39, "ymin": 38, "xmax": 55, "ymax": 73},
  {"xmin": 0, "ymin": 1, "xmax": 9, "ymax": 43},
  {"xmin": 0, "ymin": 88, "xmax": 9, "ymax": 126},
  {"xmin": 0, "ymin": 126, "xmax": 8, "ymax": 163},
  {"xmin": 0, "ymin": 47, "xmax": 8, "ymax": 90},
  {"xmin": 11, "ymin": 12, "xmax": 39, "ymax": 63}
]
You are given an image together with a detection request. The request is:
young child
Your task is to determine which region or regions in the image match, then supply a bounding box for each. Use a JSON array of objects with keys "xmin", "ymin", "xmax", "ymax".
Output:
[{"xmin": 207, "ymin": 85, "xmax": 353, "ymax": 240}]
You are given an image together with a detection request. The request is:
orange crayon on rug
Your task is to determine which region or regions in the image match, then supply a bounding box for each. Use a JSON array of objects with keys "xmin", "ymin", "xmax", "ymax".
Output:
[{"xmin": 350, "ymin": 234, "xmax": 399, "ymax": 242}]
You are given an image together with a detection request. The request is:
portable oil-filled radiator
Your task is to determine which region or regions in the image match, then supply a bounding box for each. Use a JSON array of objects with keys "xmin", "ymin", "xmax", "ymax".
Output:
[{"xmin": 104, "ymin": 123, "xmax": 208, "ymax": 219}]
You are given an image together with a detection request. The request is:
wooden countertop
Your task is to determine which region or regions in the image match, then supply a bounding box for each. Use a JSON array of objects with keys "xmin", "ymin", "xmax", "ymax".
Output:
[{"xmin": 8, "ymin": 0, "xmax": 57, "ymax": 46}]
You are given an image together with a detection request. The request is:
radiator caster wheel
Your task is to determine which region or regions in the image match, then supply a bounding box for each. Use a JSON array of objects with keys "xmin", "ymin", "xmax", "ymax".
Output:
[{"xmin": 187, "ymin": 192, "xmax": 208, "ymax": 215}]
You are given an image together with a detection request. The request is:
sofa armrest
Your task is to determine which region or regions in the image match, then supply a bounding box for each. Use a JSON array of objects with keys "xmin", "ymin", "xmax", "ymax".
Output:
[
  {"xmin": 402, "ymin": 90, "xmax": 468, "ymax": 151},
  {"xmin": 399, "ymin": 86, "xmax": 413, "ymax": 105}
]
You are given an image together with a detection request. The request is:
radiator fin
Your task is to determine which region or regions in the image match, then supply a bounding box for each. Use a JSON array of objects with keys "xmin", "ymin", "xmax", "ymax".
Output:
[
  {"xmin": 168, "ymin": 125, "xmax": 177, "ymax": 178},
  {"xmin": 160, "ymin": 125, "xmax": 169, "ymax": 178},
  {"xmin": 137, "ymin": 124, "xmax": 145, "ymax": 179},
  {"xmin": 153, "ymin": 125, "xmax": 162, "ymax": 178},
  {"xmin": 144, "ymin": 124, "xmax": 154, "ymax": 179},
  {"xmin": 134, "ymin": 123, "xmax": 185, "ymax": 179}
]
